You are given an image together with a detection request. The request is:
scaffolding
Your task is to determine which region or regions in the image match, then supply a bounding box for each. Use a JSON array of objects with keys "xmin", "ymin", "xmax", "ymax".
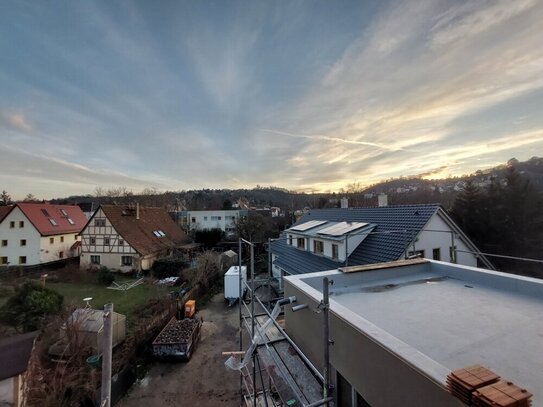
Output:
[{"xmin": 224, "ymin": 238, "xmax": 334, "ymax": 407}]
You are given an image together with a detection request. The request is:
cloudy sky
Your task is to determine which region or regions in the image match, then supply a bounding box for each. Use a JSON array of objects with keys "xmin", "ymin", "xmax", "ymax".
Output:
[{"xmin": 1, "ymin": 0, "xmax": 542, "ymax": 199}]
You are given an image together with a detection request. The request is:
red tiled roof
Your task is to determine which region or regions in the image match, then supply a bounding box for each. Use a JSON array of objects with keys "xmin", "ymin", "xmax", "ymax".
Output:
[
  {"xmin": 17, "ymin": 203, "xmax": 87, "ymax": 236},
  {"xmin": 0, "ymin": 205, "xmax": 14, "ymax": 223},
  {"xmin": 99, "ymin": 205, "xmax": 189, "ymax": 256}
]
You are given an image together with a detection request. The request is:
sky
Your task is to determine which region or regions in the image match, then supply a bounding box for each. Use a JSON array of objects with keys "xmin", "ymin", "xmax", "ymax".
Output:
[{"xmin": 1, "ymin": 0, "xmax": 542, "ymax": 200}]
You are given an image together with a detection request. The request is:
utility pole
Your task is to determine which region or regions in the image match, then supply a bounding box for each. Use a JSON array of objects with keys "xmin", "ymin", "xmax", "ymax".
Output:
[{"xmin": 101, "ymin": 303, "xmax": 113, "ymax": 407}]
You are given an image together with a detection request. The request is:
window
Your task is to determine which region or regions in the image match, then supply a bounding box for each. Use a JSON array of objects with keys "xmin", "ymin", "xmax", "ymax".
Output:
[
  {"xmin": 67, "ymin": 218, "xmax": 75, "ymax": 225},
  {"xmin": 121, "ymin": 256, "xmax": 133, "ymax": 266},
  {"xmin": 211, "ymin": 216, "xmax": 219, "ymax": 221},
  {"xmin": 59, "ymin": 251, "xmax": 64, "ymax": 259},
  {"xmin": 313, "ymin": 240, "xmax": 324, "ymax": 255},
  {"xmin": 60, "ymin": 236, "xmax": 64, "ymax": 243},
  {"xmin": 104, "ymin": 237, "xmax": 110, "ymax": 245},
  {"xmin": 19, "ymin": 221, "xmax": 24, "ymax": 228},
  {"xmin": 20, "ymin": 239, "xmax": 26, "ymax": 247},
  {"xmin": 90, "ymin": 237, "xmax": 96, "ymax": 245},
  {"xmin": 433, "ymin": 248, "xmax": 441, "ymax": 261},
  {"xmin": 218, "ymin": 216, "xmax": 221, "ymax": 220},
  {"xmin": 19, "ymin": 256, "xmax": 26, "ymax": 265},
  {"xmin": 1, "ymin": 240, "xmax": 7, "ymax": 247},
  {"xmin": 74, "ymin": 234, "xmax": 78, "ymax": 240},
  {"xmin": 9, "ymin": 221, "xmax": 14, "ymax": 228},
  {"xmin": 90, "ymin": 255, "xmax": 100, "ymax": 265},
  {"xmin": 0, "ymin": 257, "xmax": 7, "ymax": 265},
  {"xmin": 191, "ymin": 217, "xmax": 196, "ymax": 223},
  {"xmin": 297, "ymin": 238, "xmax": 305, "ymax": 249},
  {"xmin": 41, "ymin": 209, "xmax": 50, "ymax": 217},
  {"xmin": 203, "ymin": 216, "xmax": 208, "ymax": 221},
  {"xmin": 49, "ymin": 218, "xmax": 58, "ymax": 226},
  {"xmin": 288, "ymin": 235, "xmax": 293, "ymax": 245},
  {"xmin": 49, "ymin": 237, "xmax": 54, "ymax": 244},
  {"xmin": 332, "ymin": 244, "xmax": 339, "ymax": 260},
  {"xmin": 60, "ymin": 209, "xmax": 68, "ymax": 216},
  {"xmin": 119, "ymin": 239, "xmax": 124, "ymax": 246},
  {"xmin": 94, "ymin": 219, "xmax": 106, "ymax": 227}
]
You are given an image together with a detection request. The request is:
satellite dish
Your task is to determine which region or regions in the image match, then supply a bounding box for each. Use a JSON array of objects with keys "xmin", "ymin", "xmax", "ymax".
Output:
[{"xmin": 83, "ymin": 297, "xmax": 93, "ymax": 308}]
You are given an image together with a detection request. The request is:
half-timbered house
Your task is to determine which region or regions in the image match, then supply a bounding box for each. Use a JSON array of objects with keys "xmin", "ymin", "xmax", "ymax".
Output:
[{"xmin": 79, "ymin": 204, "xmax": 188, "ymax": 272}]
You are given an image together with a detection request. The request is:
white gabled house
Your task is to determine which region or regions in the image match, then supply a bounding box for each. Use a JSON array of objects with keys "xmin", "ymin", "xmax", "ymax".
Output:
[
  {"xmin": 271, "ymin": 204, "xmax": 493, "ymax": 280},
  {"xmin": 0, "ymin": 203, "xmax": 87, "ymax": 268},
  {"xmin": 80, "ymin": 205, "xmax": 189, "ymax": 272}
]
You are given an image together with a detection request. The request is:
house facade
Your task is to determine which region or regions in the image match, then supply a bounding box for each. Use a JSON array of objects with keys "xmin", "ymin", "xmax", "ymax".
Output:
[
  {"xmin": 174, "ymin": 209, "xmax": 248, "ymax": 235},
  {"xmin": 80, "ymin": 205, "xmax": 188, "ymax": 272},
  {"xmin": 271, "ymin": 204, "xmax": 492, "ymax": 282},
  {"xmin": 0, "ymin": 203, "xmax": 86, "ymax": 268}
]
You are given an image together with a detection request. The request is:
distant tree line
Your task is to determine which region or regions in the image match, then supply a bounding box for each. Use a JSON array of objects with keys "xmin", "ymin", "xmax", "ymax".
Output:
[{"xmin": 450, "ymin": 167, "xmax": 543, "ymax": 276}]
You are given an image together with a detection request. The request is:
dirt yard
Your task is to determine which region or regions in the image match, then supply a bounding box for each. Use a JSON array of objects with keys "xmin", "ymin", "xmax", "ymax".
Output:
[{"xmin": 118, "ymin": 293, "xmax": 241, "ymax": 407}]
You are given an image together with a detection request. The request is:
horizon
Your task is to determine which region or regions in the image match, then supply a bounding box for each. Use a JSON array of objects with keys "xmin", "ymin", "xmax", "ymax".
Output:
[{"xmin": 1, "ymin": 1, "xmax": 543, "ymax": 200}]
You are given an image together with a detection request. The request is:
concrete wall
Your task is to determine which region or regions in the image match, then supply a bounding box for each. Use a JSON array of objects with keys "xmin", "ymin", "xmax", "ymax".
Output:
[{"xmin": 284, "ymin": 273, "xmax": 464, "ymax": 407}]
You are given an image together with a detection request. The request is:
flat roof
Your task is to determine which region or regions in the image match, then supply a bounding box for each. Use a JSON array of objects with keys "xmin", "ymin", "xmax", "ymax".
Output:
[{"xmin": 286, "ymin": 260, "xmax": 543, "ymax": 405}]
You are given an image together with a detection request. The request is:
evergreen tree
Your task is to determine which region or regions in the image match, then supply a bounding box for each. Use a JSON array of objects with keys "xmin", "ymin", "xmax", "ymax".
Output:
[{"xmin": 0, "ymin": 190, "xmax": 11, "ymax": 206}]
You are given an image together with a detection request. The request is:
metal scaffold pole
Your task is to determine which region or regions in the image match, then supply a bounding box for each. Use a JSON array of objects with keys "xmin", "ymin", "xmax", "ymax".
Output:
[
  {"xmin": 251, "ymin": 243, "xmax": 257, "ymax": 407},
  {"xmin": 238, "ymin": 239, "xmax": 243, "ymax": 406},
  {"xmin": 101, "ymin": 303, "xmax": 113, "ymax": 407}
]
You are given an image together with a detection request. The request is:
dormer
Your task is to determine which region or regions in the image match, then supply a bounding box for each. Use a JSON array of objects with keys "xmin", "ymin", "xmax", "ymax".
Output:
[{"xmin": 285, "ymin": 220, "xmax": 376, "ymax": 262}]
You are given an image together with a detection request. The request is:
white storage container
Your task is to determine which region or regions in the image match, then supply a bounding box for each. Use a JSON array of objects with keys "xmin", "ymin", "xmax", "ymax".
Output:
[{"xmin": 224, "ymin": 266, "xmax": 247, "ymax": 303}]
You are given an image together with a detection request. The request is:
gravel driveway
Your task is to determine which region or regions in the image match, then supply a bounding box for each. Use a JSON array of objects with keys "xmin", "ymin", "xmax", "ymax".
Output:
[{"xmin": 118, "ymin": 293, "xmax": 241, "ymax": 406}]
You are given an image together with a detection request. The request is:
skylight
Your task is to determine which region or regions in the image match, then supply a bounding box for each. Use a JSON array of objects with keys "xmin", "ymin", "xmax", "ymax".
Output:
[
  {"xmin": 60, "ymin": 209, "xmax": 68, "ymax": 216},
  {"xmin": 67, "ymin": 218, "xmax": 75, "ymax": 225},
  {"xmin": 317, "ymin": 222, "xmax": 369, "ymax": 237},
  {"xmin": 49, "ymin": 218, "xmax": 58, "ymax": 226},
  {"xmin": 153, "ymin": 230, "xmax": 166, "ymax": 238},
  {"xmin": 290, "ymin": 220, "xmax": 328, "ymax": 232},
  {"xmin": 41, "ymin": 209, "xmax": 50, "ymax": 217}
]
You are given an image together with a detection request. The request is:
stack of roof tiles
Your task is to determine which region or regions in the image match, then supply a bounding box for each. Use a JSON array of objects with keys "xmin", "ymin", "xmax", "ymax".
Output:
[
  {"xmin": 447, "ymin": 365, "xmax": 532, "ymax": 406},
  {"xmin": 447, "ymin": 365, "xmax": 500, "ymax": 405},
  {"xmin": 473, "ymin": 380, "xmax": 532, "ymax": 407}
]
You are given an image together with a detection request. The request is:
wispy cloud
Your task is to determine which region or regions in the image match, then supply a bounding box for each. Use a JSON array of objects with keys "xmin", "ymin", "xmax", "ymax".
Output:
[{"xmin": 0, "ymin": 111, "xmax": 33, "ymax": 132}]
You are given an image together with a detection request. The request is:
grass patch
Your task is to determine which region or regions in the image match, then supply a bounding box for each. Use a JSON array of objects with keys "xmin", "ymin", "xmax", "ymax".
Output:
[{"xmin": 42, "ymin": 278, "xmax": 171, "ymax": 318}]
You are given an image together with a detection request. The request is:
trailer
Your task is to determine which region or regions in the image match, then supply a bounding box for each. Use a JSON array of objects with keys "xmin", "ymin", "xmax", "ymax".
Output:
[
  {"xmin": 152, "ymin": 316, "xmax": 202, "ymax": 361},
  {"xmin": 224, "ymin": 265, "xmax": 247, "ymax": 305}
]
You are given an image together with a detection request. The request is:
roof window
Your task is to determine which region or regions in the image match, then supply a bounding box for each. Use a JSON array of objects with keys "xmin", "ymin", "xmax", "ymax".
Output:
[
  {"xmin": 67, "ymin": 218, "xmax": 75, "ymax": 225},
  {"xmin": 60, "ymin": 209, "xmax": 68, "ymax": 217},
  {"xmin": 41, "ymin": 208, "xmax": 50, "ymax": 217},
  {"xmin": 49, "ymin": 218, "xmax": 58, "ymax": 226}
]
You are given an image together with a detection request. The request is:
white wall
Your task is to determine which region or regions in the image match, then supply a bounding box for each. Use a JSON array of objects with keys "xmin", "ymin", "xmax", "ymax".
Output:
[
  {"xmin": 0, "ymin": 377, "xmax": 14, "ymax": 406},
  {"xmin": 186, "ymin": 210, "xmax": 243, "ymax": 233},
  {"xmin": 409, "ymin": 213, "xmax": 478, "ymax": 267},
  {"xmin": 287, "ymin": 232, "xmax": 365, "ymax": 263},
  {"xmin": 39, "ymin": 233, "xmax": 80, "ymax": 264},
  {"xmin": 0, "ymin": 207, "xmax": 41, "ymax": 266}
]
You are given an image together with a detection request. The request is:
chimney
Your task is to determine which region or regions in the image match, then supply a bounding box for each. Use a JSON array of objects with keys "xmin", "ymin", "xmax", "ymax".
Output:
[
  {"xmin": 341, "ymin": 197, "xmax": 349, "ymax": 209},
  {"xmin": 136, "ymin": 203, "xmax": 140, "ymax": 220},
  {"xmin": 378, "ymin": 193, "xmax": 388, "ymax": 207}
]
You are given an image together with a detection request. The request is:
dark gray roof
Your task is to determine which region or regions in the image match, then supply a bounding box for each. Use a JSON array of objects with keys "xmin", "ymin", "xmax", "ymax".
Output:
[
  {"xmin": 272, "ymin": 204, "xmax": 441, "ymax": 275},
  {"xmin": 0, "ymin": 331, "xmax": 38, "ymax": 380}
]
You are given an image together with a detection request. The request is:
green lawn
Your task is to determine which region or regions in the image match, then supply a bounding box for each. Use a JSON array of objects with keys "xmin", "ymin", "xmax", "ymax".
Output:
[{"xmin": 43, "ymin": 278, "xmax": 171, "ymax": 317}]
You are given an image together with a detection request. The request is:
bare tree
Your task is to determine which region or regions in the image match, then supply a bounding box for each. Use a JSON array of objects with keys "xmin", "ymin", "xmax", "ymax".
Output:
[{"xmin": 0, "ymin": 190, "xmax": 11, "ymax": 205}]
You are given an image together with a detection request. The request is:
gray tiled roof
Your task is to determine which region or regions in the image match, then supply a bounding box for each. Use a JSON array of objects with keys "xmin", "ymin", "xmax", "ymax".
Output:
[{"xmin": 271, "ymin": 204, "xmax": 441, "ymax": 275}]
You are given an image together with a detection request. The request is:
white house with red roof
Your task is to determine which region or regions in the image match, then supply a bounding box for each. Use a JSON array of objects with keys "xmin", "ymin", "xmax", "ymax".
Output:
[{"xmin": 0, "ymin": 203, "xmax": 87, "ymax": 267}]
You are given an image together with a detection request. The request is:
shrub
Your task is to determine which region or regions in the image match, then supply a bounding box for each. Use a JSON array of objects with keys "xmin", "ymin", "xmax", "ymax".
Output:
[
  {"xmin": 0, "ymin": 281, "xmax": 63, "ymax": 332},
  {"xmin": 97, "ymin": 267, "xmax": 115, "ymax": 286},
  {"xmin": 152, "ymin": 257, "xmax": 188, "ymax": 279}
]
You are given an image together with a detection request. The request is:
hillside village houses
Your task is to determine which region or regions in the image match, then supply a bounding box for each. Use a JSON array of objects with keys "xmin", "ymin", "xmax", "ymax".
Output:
[
  {"xmin": 80, "ymin": 204, "xmax": 188, "ymax": 272},
  {"xmin": 0, "ymin": 203, "xmax": 87, "ymax": 267},
  {"xmin": 271, "ymin": 202, "xmax": 493, "ymax": 283}
]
